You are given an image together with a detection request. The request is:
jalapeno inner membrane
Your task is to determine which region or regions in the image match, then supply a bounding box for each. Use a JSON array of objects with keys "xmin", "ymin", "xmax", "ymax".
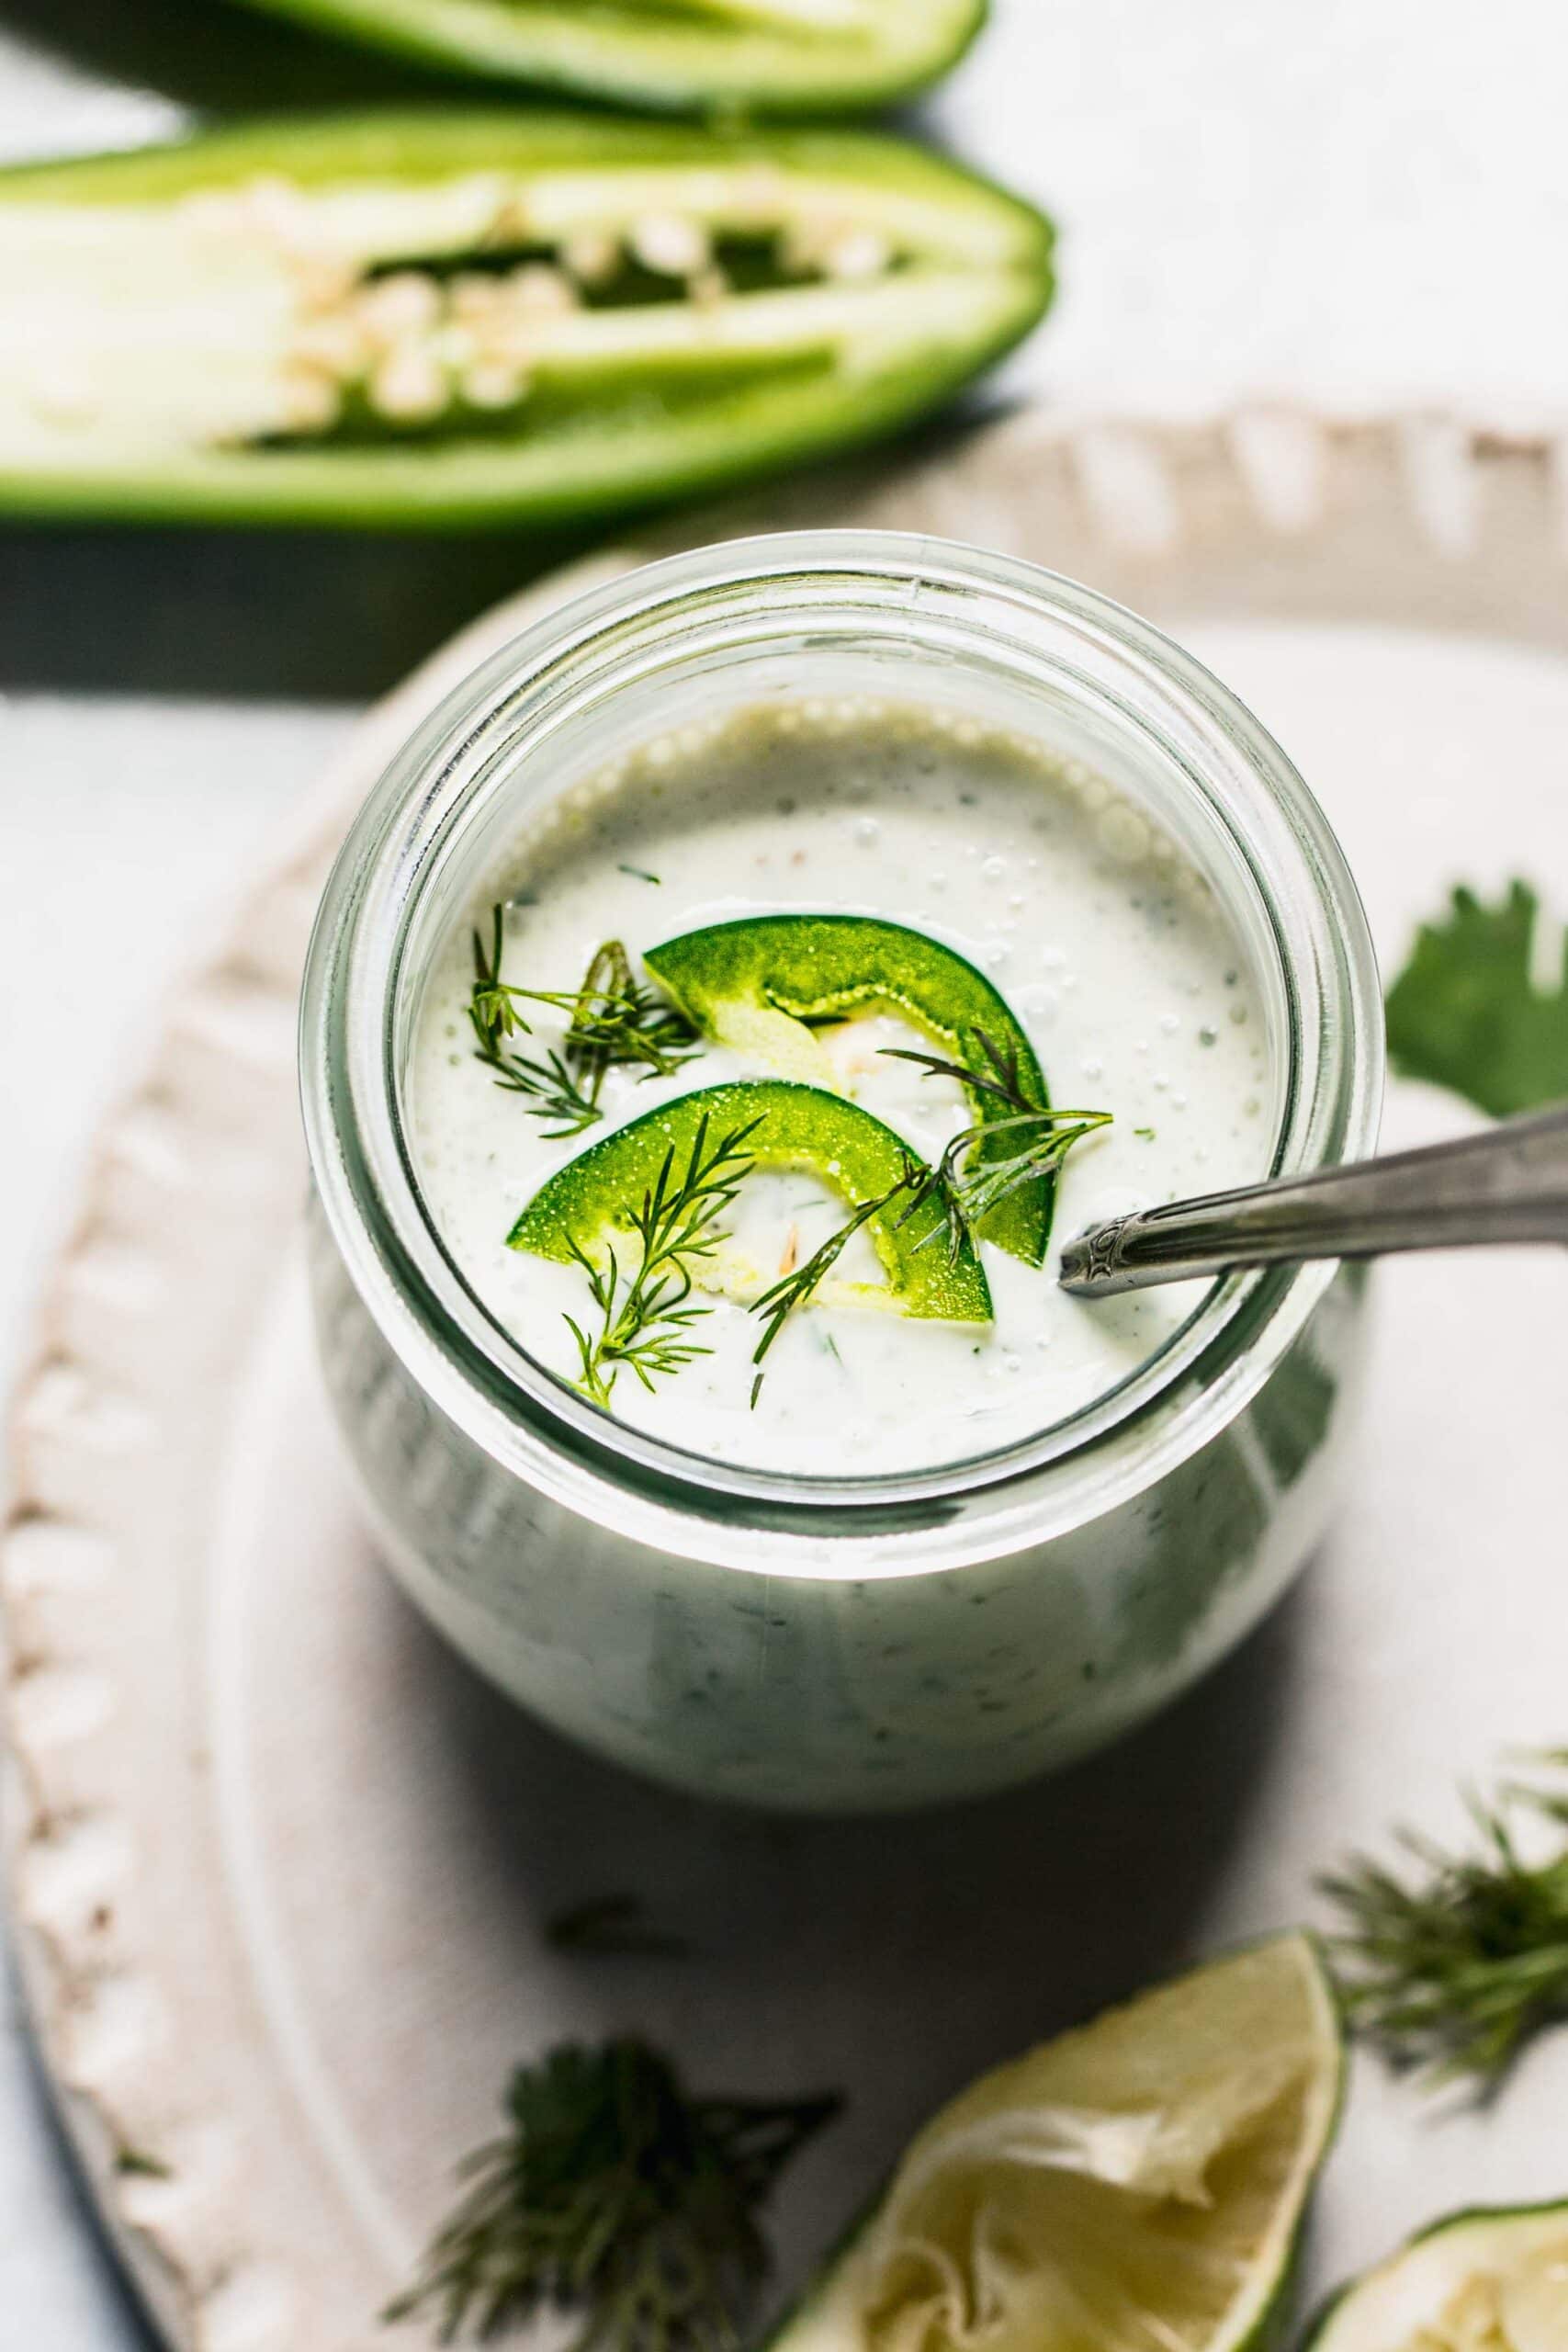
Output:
[{"xmin": 0, "ymin": 122, "xmax": 1052, "ymax": 521}]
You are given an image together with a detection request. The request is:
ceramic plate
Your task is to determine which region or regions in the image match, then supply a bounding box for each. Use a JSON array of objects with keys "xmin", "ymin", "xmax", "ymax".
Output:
[{"xmin": 6, "ymin": 409, "xmax": 1568, "ymax": 2351}]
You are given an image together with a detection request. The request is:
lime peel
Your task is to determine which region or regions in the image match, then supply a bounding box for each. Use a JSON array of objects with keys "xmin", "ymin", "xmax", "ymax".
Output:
[
  {"xmin": 1306, "ymin": 2201, "xmax": 1568, "ymax": 2352},
  {"xmin": 773, "ymin": 1934, "xmax": 1342, "ymax": 2352}
]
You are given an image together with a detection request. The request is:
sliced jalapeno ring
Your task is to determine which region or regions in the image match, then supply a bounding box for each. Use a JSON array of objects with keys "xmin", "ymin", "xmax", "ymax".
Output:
[
  {"xmin": 511, "ymin": 1078, "xmax": 993, "ymax": 1325},
  {"xmin": 0, "ymin": 112, "xmax": 1053, "ymax": 531}
]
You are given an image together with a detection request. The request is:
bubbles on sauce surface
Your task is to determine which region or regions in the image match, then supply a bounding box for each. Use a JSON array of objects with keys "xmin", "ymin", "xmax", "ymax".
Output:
[{"xmin": 406, "ymin": 696, "xmax": 1274, "ymax": 1476}]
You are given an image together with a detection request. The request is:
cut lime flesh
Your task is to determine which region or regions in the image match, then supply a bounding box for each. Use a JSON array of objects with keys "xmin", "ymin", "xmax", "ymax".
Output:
[
  {"xmin": 643, "ymin": 915, "xmax": 1055, "ymax": 1266},
  {"xmin": 773, "ymin": 1934, "xmax": 1342, "ymax": 2352},
  {"xmin": 1307, "ymin": 2202, "xmax": 1568, "ymax": 2352},
  {"xmin": 508, "ymin": 1079, "xmax": 991, "ymax": 1324}
]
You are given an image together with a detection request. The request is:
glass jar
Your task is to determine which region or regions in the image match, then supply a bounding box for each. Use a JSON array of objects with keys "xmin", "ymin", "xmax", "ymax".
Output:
[{"xmin": 299, "ymin": 533, "xmax": 1382, "ymax": 1813}]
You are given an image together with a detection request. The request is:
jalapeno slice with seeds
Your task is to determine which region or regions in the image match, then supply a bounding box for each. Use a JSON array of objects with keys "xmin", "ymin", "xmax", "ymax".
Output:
[
  {"xmin": 0, "ymin": 112, "xmax": 1051, "ymax": 531},
  {"xmin": 221, "ymin": 0, "xmax": 987, "ymax": 117}
]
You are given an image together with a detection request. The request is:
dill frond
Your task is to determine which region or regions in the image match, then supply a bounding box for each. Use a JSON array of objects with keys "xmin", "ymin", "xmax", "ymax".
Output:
[
  {"xmin": 387, "ymin": 2039, "xmax": 840, "ymax": 2348},
  {"xmin": 468, "ymin": 911, "xmax": 699, "ymax": 1137},
  {"xmin": 1322, "ymin": 1751, "xmax": 1568, "ymax": 2090},
  {"xmin": 566, "ymin": 1114, "xmax": 761, "ymax": 1408}
]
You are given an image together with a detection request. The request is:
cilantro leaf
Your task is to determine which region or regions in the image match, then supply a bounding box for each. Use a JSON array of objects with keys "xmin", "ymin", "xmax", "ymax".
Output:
[{"xmin": 1385, "ymin": 880, "xmax": 1568, "ymax": 1116}]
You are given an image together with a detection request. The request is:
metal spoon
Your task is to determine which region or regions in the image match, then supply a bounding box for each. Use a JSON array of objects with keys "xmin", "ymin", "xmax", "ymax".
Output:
[{"xmin": 1057, "ymin": 1102, "xmax": 1568, "ymax": 1298}]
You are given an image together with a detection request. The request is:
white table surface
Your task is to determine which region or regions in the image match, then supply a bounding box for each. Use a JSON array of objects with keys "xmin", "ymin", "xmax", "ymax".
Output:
[{"xmin": 3, "ymin": 2, "xmax": 1565, "ymax": 2338}]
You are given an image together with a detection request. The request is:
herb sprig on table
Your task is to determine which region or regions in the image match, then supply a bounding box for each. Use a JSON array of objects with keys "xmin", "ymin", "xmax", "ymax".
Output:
[
  {"xmin": 388, "ymin": 2038, "xmax": 840, "ymax": 2348},
  {"xmin": 1319, "ymin": 882, "xmax": 1568, "ymax": 2088},
  {"xmin": 565, "ymin": 1113, "xmax": 762, "ymax": 1407},
  {"xmin": 469, "ymin": 910, "xmax": 699, "ymax": 1137},
  {"xmin": 1386, "ymin": 879, "xmax": 1568, "ymax": 1116},
  {"xmin": 1323, "ymin": 1751, "xmax": 1568, "ymax": 2091}
]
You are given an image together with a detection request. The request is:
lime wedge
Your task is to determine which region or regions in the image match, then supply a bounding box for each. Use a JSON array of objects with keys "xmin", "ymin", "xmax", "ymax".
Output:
[
  {"xmin": 509, "ymin": 1079, "xmax": 991, "ymax": 1325},
  {"xmin": 775, "ymin": 1935, "xmax": 1342, "ymax": 2352},
  {"xmin": 1307, "ymin": 2203, "xmax": 1568, "ymax": 2351},
  {"xmin": 643, "ymin": 916, "xmax": 1056, "ymax": 1267}
]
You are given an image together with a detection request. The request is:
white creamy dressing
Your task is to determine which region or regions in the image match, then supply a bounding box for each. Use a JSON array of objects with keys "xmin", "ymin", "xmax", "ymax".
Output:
[{"xmin": 406, "ymin": 698, "xmax": 1273, "ymax": 1475}]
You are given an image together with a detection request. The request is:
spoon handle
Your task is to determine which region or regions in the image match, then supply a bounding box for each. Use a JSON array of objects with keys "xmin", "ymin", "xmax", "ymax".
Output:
[{"xmin": 1058, "ymin": 1102, "xmax": 1568, "ymax": 1298}]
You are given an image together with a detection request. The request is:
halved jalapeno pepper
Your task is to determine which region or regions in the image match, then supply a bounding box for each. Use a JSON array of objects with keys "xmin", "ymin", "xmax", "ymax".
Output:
[
  {"xmin": 0, "ymin": 112, "xmax": 1051, "ymax": 531},
  {"xmin": 221, "ymin": 0, "xmax": 987, "ymax": 117}
]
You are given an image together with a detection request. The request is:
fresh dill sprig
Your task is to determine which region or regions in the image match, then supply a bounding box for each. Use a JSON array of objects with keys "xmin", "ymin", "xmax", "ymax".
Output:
[
  {"xmin": 468, "ymin": 911, "xmax": 698, "ymax": 1137},
  {"xmin": 750, "ymin": 1165, "xmax": 926, "ymax": 1366},
  {"xmin": 386, "ymin": 2038, "xmax": 840, "ymax": 2349},
  {"xmin": 1322, "ymin": 1750, "xmax": 1568, "ymax": 2091},
  {"xmin": 744, "ymin": 1033, "xmax": 1111, "ymax": 1365},
  {"xmin": 883, "ymin": 1029, "xmax": 1112, "ymax": 1258},
  {"xmin": 928, "ymin": 1102, "xmax": 1113, "ymax": 1238},
  {"xmin": 566, "ymin": 940, "xmax": 700, "ymax": 1080},
  {"xmin": 469, "ymin": 1001, "xmax": 601, "ymax": 1137},
  {"xmin": 880, "ymin": 1026, "xmax": 1041, "ymax": 1112},
  {"xmin": 566, "ymin": 1114, "xmax": 761, "ymax": 1408}
]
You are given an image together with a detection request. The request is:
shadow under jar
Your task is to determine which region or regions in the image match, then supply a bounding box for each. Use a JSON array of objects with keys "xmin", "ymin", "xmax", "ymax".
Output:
[{"xmin": 299, "ymin": 532, "xmax": 1382, "ymax": 1814}]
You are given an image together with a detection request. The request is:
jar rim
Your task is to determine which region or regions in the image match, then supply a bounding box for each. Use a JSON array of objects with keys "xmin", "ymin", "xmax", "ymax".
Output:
[{"xmin": 299, "ymin": 530, "xmax": 1382, "ymax": 1554}]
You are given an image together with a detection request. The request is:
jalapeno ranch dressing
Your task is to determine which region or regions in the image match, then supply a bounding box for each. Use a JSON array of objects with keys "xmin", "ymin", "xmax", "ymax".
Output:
[{"xmin": 407, "ymin": 699, "xmax": 1273, "ymax": 1477}]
